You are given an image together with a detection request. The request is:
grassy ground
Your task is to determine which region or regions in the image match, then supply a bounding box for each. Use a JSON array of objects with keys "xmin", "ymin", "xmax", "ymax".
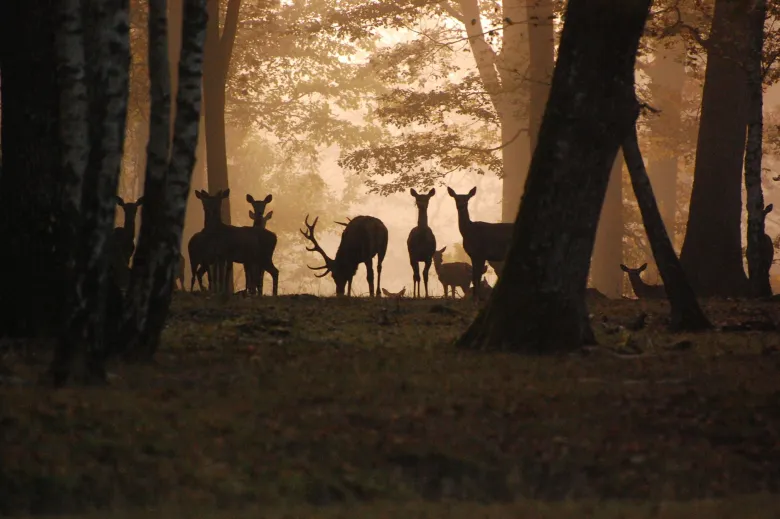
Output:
[{"xmin": 2, "ymin": 293, "xmax": 780, "ymax": 517}]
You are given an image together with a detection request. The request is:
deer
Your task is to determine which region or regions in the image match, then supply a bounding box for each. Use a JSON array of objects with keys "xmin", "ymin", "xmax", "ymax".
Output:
[
  {"xmin": 245, "ymin": 193, "xmax": 279, "ymax": 296},
  {"xmin": 432, "ymin": 246, "xmax": 485, "ymax": 298},
  {"xmin": 188, "ymin": 189, "xmax": 279, "ymax": 295},
  {"xmin": 620, "ymin": 263, "xmax": 667, "ymax": 299},
  {"xmin": 447, "ymin": 187, "xmax": 514, "ymax": 299},
  {"xmin": 381, "ymin": 287, "xmax": 406, "ymax": 298},
  {"xmin": 300, "ymin": 214, "xmax": 388, "ymax": 297},
  {"xmin": 406, "ymin": 188, "xmax": 437, "ymax": 298},
  {"xmin": 110, "ymin": 195, "xmax": 144, "ymax": 289}
]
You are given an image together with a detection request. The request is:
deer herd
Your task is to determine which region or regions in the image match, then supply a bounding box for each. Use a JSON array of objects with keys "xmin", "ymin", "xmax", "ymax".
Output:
[{"xmin": 109, "ymin": 189, "xmax": 776, "ymax": 301}]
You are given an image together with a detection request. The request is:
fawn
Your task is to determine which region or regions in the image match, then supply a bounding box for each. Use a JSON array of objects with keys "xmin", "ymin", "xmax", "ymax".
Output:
[{"xmin": 432, "ymin": 246, "xmax": 485, "ymax": 298}]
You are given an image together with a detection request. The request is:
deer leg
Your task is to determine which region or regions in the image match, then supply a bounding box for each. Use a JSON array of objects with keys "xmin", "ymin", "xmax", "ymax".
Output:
[
  {"xmin": 422, "ymin": 259, "xmax": 431, "ymax": 298},
  {"xmin": 377, "ymin": 258, "xmax": 383, "ymax": 297},
  {"xmin": 265, "ymin": 262, "xmax": 279, "ymax": 296},
  {"xmin": 472, "ymin": 259, "xmax": 486, "ymax": 300},
  {"xmin": 411, "ymin": 261, "xmax": 421, "ymax": 298},
  {"xmin": 365, "ymin": 260, "xmax": 375, "ymax": 297}
]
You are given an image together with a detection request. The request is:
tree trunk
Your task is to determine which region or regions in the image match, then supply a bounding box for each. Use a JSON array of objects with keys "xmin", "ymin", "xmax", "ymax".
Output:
[
  {"xmin": 590, "ymin": 155, "xmax": 624, "ymax": 298},
  {"xmin": 622, "ymin": 125, "xmax": 711, "ymax": 330},
  {"xmin": 51, "ymin": 0, "xmax": 132, "ymax": 386},
  {"xmin": 526, "ymin": 0, "xmax": 555, "ymax": 153},
  {"xmin": 122, "ymin": 0, "xmax": 208, "ymax": 361},
  {"xmin": 0, "ymin": 0, "xmax": 63, "ymax": 338},
  {"xmin": 743, "ymin": 0, "xmax": 771, "ymax": 298},
  {"xmin": 679, "ymin": 0, "xmax": 752, "ymax": 297},
  {"xmin": 457, "ymin": 0, "xmax": 650, "ymax": 354}
]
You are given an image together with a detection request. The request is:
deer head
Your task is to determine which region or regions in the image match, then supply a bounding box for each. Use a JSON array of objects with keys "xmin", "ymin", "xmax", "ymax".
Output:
[
  {"xmin": 620, "ymin": 263, "xmax": 648, "ymax": 276},
  {"xmin": 411, "ymin": 188, "xmax": 435, "ymax": 209},
  {"xmin": 249, "ymin": 210, "xmax": 273, "ymax": 229},
  {"xmin": 433, "ymin": 246, "xmax": 447, "ymax": 264},
  {"xmin": 246, "ymin": 193, "xmax": 272, "ymax": 224},
  {"xmin": 115, "ymin": 195, "xmax": 144, "ymax": 226},
  {"xmin": 447, "ymin": 186, "xmax": 476, "ymax": 216},
  {"xmin": 195, "ymin": 189, "xmax": 230, "ymax": 227},
  {"xmin": 381, "ymin": 287, "xmax": 406, "ymax": 297}
]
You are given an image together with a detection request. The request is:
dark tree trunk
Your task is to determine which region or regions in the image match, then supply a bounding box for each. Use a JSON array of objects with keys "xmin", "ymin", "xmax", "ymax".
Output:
[
  {"xmin": 622, "ymin": 125, "xmax": 711, "ymax": 331},
  {"xmin": 743, "ymin": 0, "xmax": 771, "ymax": 298},
  {"xmin": 457, "ymin": 0, "xmax": 651, "ymax": 354},
  {"xmin": 679, "ymin": 0, "xmax": 752, "ymax": 297},
  {"xmin": 122, "ymin": 0, "xmax": 208, "ymax": 361},
  {"xmin": 51, "ymin": 0, "xmax": 132, "ymax": 387},
  {"xmin": 0, "ymin": 0, "xmax": 63, "ymax": 338}
]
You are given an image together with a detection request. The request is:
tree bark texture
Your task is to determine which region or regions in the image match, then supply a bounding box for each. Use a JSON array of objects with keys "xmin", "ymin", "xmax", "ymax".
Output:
[
  {"xmin": 743, "ymin": 0, "xmax": 771, "ymax": 298},
  {"xmin": 0, "ymin": 0, "xmax": 63, "ymax": 338},
  {"xmin": 122, "ymin": 0, "xmax": 208, "ymax": 360},
  {"xmin": 679, "ymin": 0, "xmax": 752, "ymax": 297},
  {"xmin": 622, "ymin": 125, "xmax": 711, "ymax": 330},
  {"xmin": 53, "ymin": 0, "xmax": 132, "ymax": 386},
  {"xmin": 457, "ymin": 0, "xmax": 651, "ymax": 354},
  {"xmin": 590, "ymin": 155, "xmax": 624, "ymax": 298}
]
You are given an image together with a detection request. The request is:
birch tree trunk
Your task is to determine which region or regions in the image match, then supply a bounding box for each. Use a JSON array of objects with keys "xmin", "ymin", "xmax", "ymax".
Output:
[
  {"xmin": 743, "ymin": 0, "xmax": 772, "ymax": 298},
  {"xmin": 458, "ymin": 0, "xmax": 651, "ymax": 354},
  {"xmin": 51, "ymin": 0, "xmax": 131, "ymax": 386},
  {"xmin": 122, "ymin": 0, "xmax": 208, "ymax": 361},
  {"xmin": 622, "ymin": 125, "xmax": 711, "ymax": 330}
]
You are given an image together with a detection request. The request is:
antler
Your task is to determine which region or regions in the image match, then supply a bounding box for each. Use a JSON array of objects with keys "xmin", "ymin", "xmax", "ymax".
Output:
[
  {"xmin": 300, "ymin": 214, "xmax": 333, "ymax": 277},
  {"xmin": 335, "ymin": 216, "xmax": 352, "ymax": 227}
]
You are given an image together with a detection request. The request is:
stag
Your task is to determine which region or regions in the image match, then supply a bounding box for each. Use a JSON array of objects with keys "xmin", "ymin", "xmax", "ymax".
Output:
[
  {"xmin": 110, "ymin": 195, "xmax": 144, "ymax": 289},
  {"xmin": 301, "ymin": 215, "xmax": 388, "ymax": 297},
  {"xmin": 407, "ymin": 188, "xmax": 437, "ymax": 298},
  {"xmin": 432, "ymin": 246, "xmax": 485, "ymax": 298},
  {"xmin": 245, "ymin": 193, "xmax": 279, "ymax": 296},
  {"xmin": 447, "ymin": 187, "xmax": 513, "ymax": 299},
  {"xmin": 620, "ymin": 263, "xmax": 666, "ymax": 299}
]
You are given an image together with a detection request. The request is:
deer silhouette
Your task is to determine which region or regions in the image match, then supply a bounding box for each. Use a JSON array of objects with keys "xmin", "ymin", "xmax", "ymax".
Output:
[
  {"xmin": 381, "ymin": 287, "xmax": 406, "ymax": 298},
  {"xmin": 620, "ymin": 263, "xmax": 666, "ymax": 299},
  {"xmin": 447, "ymin": 187, "xmax": 513, "ymax": 299},
  {"xmin": 301, "ymin": 214, "xmax": 388, "ymax": 297},
  {"xmin": 432, "ymin": 246, "xmax": 485, "ymax": 298},
  {"xmin": 110, "ymin": 195, "xmax": 144, "ymax": 289},
  {"xmin": 407, "ymin": 188, "xmax": 437, "ymax": 298},
  {"xmin": 245, "ymin": 193, "xmax": 279, "ymax": 296}
]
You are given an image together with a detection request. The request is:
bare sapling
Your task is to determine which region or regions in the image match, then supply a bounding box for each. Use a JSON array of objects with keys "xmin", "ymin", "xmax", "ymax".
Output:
[
  {"xmin": 110, "ymin": 195, "xmax": 144, "ymax": 289},
  {"xmin": 620, "ymin": 263, "xmax": 666, "ymax": 299},
  {"xmin": 432, "ymin": 246, "xmax": 483, "ymax": 298},
  {"xmin": 447, "ymin": 187, "xmax": 513, "ymax": 299},
  {"xmin": 245, "ymin": 193, "xmax": 279, "ymax": 296},
  {"xmin": 407, "ymin": 188, "xmax": 437, "ymax": 298},
  {"xmin": 300, "ymin": 214, "xmax": 388, "ymax": 297}
]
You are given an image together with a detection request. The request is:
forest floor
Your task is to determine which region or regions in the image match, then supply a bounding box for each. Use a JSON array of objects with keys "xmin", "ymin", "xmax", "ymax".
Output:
[{"xmin": 2, "ymin": 292, "xmax": 780, "ymax": 518}]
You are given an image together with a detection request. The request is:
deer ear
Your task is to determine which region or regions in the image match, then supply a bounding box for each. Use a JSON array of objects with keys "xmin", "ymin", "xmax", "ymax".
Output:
[
  {"xmin": 222, "ymin": 189, "xmax": 231, "ymax": 198},
  {"xmin": 115, "ymin": 196, "xmax": 125, "ymax": 206},
  {"xmin": 428, "ymin": 188, "xmax": 436, "ymax": 196},
  {"xmin": 249, "ymin": 210, "xmax": 255, "ymax": 220},
  {"xmin": 135, "ymin": 196, "xmax": 144, "ymax": 206},
  {"xmin": 263, "ymin": 194, "xmax": 273, "ymax": 204},
  {"xmin": 447, "ymin": 187, "xmax": 456, "ymax": 197},
  {"xmin": 468, "ymin": 186, "xmax": 477, "ymax": 197},
  {"xmin": 765, "ymin": 204, "xmax": 774, "ymax": 215},
  {"xmin": 410, "ymin": 188, "xmax": 418, "ymax": 197},
  {"xmin": 265, "ymin": 211, "xmax": 273, "ymax": 220},
  {"xmin": 195, "ymin": 190, "xmax": 204, "ymax": 199},
  {"xmin": 439, "ymin": 246, "xmax": 447, "ymax": 253},
  {"xmin": 620, "ymin": 264, "xmax": 629, "ymax": 272},
  {"xmin": 638, "ymin": 263, "xmax": 648, "ymax": 272},
  {"xmin": 246, "ymin": 194, "xmax": 255, "ymax": 204}
]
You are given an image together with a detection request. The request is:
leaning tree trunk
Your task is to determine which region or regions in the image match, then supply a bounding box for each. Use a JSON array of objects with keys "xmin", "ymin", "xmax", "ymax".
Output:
[
  {"xmin": 50, "ymin": 0, "xmax": 132, "ymax": 387},
  {"xmin": 121, "ymin": 0, "xmax": 208, "ymax": 361},
  {"xmin": 744, "ymin": 0, "xmax": 771, "ymax": 298},
  {"xmin": 0, "ymin": 0, "xmax": 63, "ymax": 339},
  {"xmin": 458, "ymin": 0, "xmax": 651, "ymax": 354},
  {"xmin": 622, "ymin": 125, "xmax": 711, "ymax": 330},
  {"xmin": 679, "ymin": 0, "xmax": 752, "ymax": 297}
]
